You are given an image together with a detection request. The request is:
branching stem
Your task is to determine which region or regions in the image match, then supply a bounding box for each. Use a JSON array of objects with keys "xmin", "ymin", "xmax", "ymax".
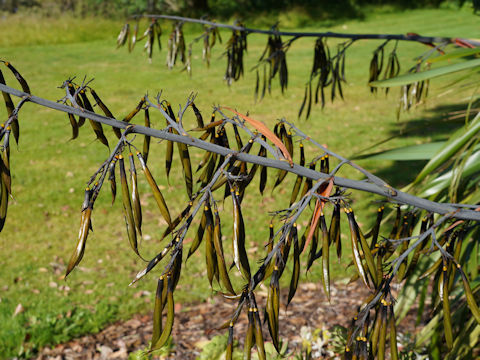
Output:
[
  {"xmin": 129, "ymin": 14, "xmax": 479, "ymax": 46},
  {"xmin": 2, "ymin": 83, "xmax": 480, "ymax": 221}
]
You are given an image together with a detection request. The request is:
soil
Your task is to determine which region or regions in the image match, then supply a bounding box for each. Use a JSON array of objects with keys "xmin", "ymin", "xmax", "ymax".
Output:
[{"xmin": 35, "ymin": 281, "xmax": 415, "ymax": 360}]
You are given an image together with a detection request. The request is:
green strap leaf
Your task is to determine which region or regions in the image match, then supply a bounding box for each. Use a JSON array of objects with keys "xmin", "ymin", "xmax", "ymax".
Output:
[{"xmin": 370, "ymin": 58, "xmax": 480, "ymax": 88}]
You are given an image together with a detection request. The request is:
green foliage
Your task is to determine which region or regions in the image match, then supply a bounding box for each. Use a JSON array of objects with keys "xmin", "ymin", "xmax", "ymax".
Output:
[
  {"xmin": 367, "ymin": 50, "xmax": 480, "ymax": 359},
  {"xmin": 196, "ymin": 333, "xmax": 241, "ymax": 359},
  {"xmin": 127, "ymin": 337, "xmax": 174, "ymax": 359},
  {"xmin": 0, "ymin": 296, "xmax": 120, "ymax": 358},
  {"xmin": 370, "ymin": 59, "xmax": 480, "ymax": 88},
  {"xmin": 6, "ymin": 0, "xmax": 477, "ymax": 21}
]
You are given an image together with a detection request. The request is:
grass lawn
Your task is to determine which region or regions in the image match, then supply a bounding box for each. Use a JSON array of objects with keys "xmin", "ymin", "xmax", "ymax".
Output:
[{"xmin": 0, "ymin": 5, "xmax": 479, "ymax": 358}]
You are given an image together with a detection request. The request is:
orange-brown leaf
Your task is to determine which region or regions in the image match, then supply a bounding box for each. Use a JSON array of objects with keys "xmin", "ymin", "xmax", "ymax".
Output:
[{"xmin": 221, "ymin": 106, "xmax": 293, "ymax": 166}]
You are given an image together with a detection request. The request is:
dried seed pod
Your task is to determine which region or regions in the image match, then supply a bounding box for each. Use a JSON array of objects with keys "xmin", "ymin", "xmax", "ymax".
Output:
[
  {"xmin": 123, "ymin": 97, "xmax": 146, "ymax": 123},
  {"xmin": 129, "ymin": 152, "xmax": 142, "ymax": 237},
  {"xmin": 244, "ymin": 307, "xmax": 254, "ymax": 360},
  {"xmin": 266, "ymin": 264, "xmax": 280, "ymax": 351},
  {"xmin": 137, "ymin": 151, "xmax": 172, "ymax": 227},
  {"xmin": 2, "ymin": 61, "xmax": 30, "ymax": 94},
  {"xmin": 357, "ymin": 221, "xmax": 378, "ymax": 287},
  {"xmin": 441, "ymin": 262, "xmax": 453, "ymax": 350},
  {"xmin": 253, "ymin": 306, "xmax": 266, "ymax": 360},
  {"xmin": 272, "ymin": 123, "xmax": 293, "ymax": 191},
  {"xmin": 320, "ymin": 213, "xmax": 331, "ymax": 300},
  {"xmin": 258, "ymin": 135, "xmax": 268, "ymax": 195},
  {"xmin": 79, "ymin": 90, "xmax": 109, "ymax": 148},
  {"xmin": 205, "ymin": 202, "xmax": 217, "ymax": 286},
  {"xmin": 345, "ymin": 207, "xmax": 369, "ymax": 287},
  {"xmin": 457, "ymin": 263, "xmax": 480, "ymax": 325},
  {"xmin": 306, "ymin": 219, "xmax": 319, "ymax": 271},
  {"xmin": 226, "ymin": 323, "xmax": 234, "ymax": 360},
  {"xmin": 150, "ymin": 275, "xmax": 174, "ymax": 352},
  {"xmin": 232, "ymin": 186, "xmax": 250, "ymax": 280},
  {"xmin": 117, "ymin": 23, "xmax": 130, "ymax": 48},
  {"xmin": 143, "ymin": 108, "xmax": 151, "ymax": 163},
  {"xmin": 368, "ymin": 43, "xmax": 386, "ymax": 93},
  {"xmin": 67, "ymin": 112, "xmax": 79, "ymax": 140},
  {"xmin": 130, "ymin": 19, "xmax": 139, "ymax": 52},
  {"xmin": 65, "ymin": 206, "xmax": 92, "ymax": 278},
  {"xmin": 213, "ymin": 207, "xmax": 236, "ymax": 295},
  {"xmin": 0, "ymin": 69, "xmax": 19, "ymax": 144},
  {"xmin": 119, "ymin": 155, "xmax": 139, "ymax": 256},
  {"xmin": 143, "ymin": 21, "xmax": 155, "ymax": 62},
  {"xmin": 287, "ymin": 224, "xmax": 300, "ymax": 305},
  {"xmin": 90, "ymin": 88, "xmax": 122, "ymax": 139},
  {"xmin": 166, "ymin": 22, "xmax": 186, "ymax": 69},
  {"xmin": 224, "ymin": 26, "xmax": 247, "ymax": 85},
  {"xmin": 154, "ymin": 20, "xmax": 162, "ymax": 51},
  {"xmin": 164, "ymin": 102, "xmax": 192, "ymax": 198},
  {"xmin": 0, "ymin": 142, "xmax": 11, "ymax": 196},
  {"xmin": 108, "ymin": 157, "xmax": 117, "ymax": 205},
  {"xmin": 289, "ymin": 142, "xmax": 305, "ymax": 205},
  {"xmin": 389, "ymin": 304, "xmax": 399, "ymax": 360},
  {"xmin": 151, "ymin": 276, "xmax": 165, "ymax": 346},
  {"xmin": 171, "ymin": 243, "xmax": 183, "ymax": 292},
  {"xmin": 329, "ymin": 197, "xmax": 342, "ymax": 261},
  {"xmin": 67, "ymin": 83, "xmax": 85, "ymax": 127}
]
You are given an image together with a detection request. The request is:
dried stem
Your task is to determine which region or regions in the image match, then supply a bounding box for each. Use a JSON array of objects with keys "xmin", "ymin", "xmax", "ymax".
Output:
[
  {"xmin": 2, "ymin": 83, "xmax": 480, "ymax": 222},
  {"xmin": 129, "ymin": 14, "xmax": 479, "ymax": 46}
]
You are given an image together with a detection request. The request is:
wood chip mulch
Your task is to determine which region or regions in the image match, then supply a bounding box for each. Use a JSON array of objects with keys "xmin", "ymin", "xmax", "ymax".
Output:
[{"xmin": 35, "ymin": 281, "xmax": 415, "ymax": 360}]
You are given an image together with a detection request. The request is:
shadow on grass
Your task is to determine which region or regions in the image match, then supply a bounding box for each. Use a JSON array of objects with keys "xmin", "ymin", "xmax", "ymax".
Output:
[
  {"xmin": 388, "ymin": 102, "xmax": 475, "ymax": 139},
  {"xmin": 374, "ymin": 160, "xmax": 427, "ymax": 189},
  {"xmin": 359, "ymin": 101, "xmax": 478, "ymax": 188}
]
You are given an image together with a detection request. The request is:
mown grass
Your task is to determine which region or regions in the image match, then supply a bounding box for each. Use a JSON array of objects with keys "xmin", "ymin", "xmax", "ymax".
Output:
[{"xmin": 0, "ymin": 6, "xmax": 478, "ymax": 358}]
